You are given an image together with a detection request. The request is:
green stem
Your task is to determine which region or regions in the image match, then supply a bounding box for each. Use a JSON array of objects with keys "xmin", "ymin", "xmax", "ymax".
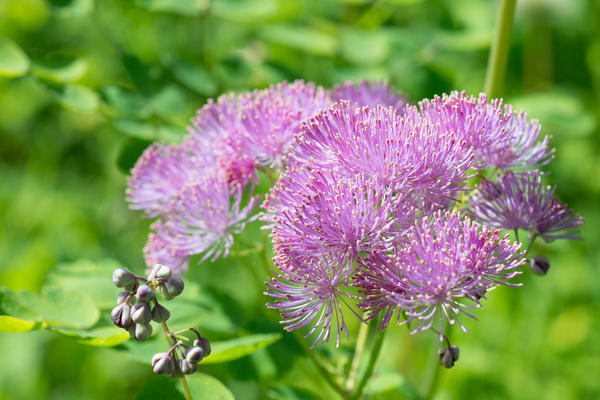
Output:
[
  {"xmin": 346, "ymin": 320, "xmax": 370, "ymax": 391},
  {"xmin": 525, "ymin": 234, "xmax": 537, "ymax": 256},
  {"xmin": 421, "ymin": 326, "xmax": 451, "ymax": 400},
  {"xmin": 484, "ymin": 0, "xmax": 517, "ymax": 98},
  {"xmin": 350, "ymin": 329, "xmax": 386, "ymax": 400},
  {"xmin": 514, "ymin": 228, "xmax": 520, "ymax": 242},
  {"xmin": 159, "ymin": 320, "xmax": 192, "ymax": 400},
  {"xmin": 292, "ymin": 330, "xmax": 350, "ymax": 399}
]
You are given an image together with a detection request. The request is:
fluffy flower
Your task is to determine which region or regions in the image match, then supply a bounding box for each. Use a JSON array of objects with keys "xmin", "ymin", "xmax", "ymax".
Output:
[
  {"xmin": 356, "ymin": 211, "xmax": 524, "ymax": 338},
  {"xmin": 148, "ymin": 173, "xmax": 260, "ymax": 270},
  {"xmin": 144, "ymin": 234, "xmax": 190, "ymax": 276},
  {"xmin": 418, "ymin": 91, "xmax": 554, "ymax": 170},
  {"xmin": 289, "ymin": 101, "xmax": 473, "ymax": 205},
  {"xmin": 265, "ymin": 251, "xmax": 362, "ymax": 348},
  {"xmin": 330, "ymin": 80, "xmax": 408, "ymax": 109},
  {"xmin": 466, "ymin": 171, "xmax": 584, "ymax": 241}
]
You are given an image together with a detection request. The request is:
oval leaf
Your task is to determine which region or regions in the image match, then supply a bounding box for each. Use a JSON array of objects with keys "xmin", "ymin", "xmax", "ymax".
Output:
[
  {"xmin": 204, "ymin": 333, "xmax": 282, "ymax": 364},
  {"xmin": 0, "ymin": 316, "xmax": 45, "ymax": 332},
  {"xmin": 47, "ymin": 325, "xmax": 130, "ymax": 347},
  {"xmin": 0, "ymin": 37, "xmax": 30, "ymax": 77},
  {"xmin": 184, "ymin": 373, "xmax": 234, "ymax": 400},
  {"xmin": 32, "ymin": 58, "xmax": 87, "ymax": 83}
]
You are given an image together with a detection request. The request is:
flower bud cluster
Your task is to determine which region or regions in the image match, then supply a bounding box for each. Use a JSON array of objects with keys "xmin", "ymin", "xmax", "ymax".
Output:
[
  {"xmin": 111, "ymin": 265, "xmax": 183, "ymax": 341},
  {"xmin": 111, "ymin": 264, "xmax": 210, "ymax": 377},
  {"xmin": 152, "ymin": 333, "xmax": 212, "ymax": 377}
]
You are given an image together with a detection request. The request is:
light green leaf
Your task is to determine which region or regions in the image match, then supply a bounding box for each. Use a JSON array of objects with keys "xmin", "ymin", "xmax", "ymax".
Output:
[
  {"xmin": 0, "ymin": 37, "xmax": 30, "ymax": 77},
  {"xmin": 102, "ymin": 85, "xmax": 152, "ymax": 118},
  {"xmin": 32, "ymin": 58, "xmax": 87, "ymax": 83},
  {"xmin": 0, "ymin": 316, "xmax": 46, "ymax": 332},
  {"xmin": 0, "ymin": 287, "xmax": 42, "ymax": 321},
  {"xmin": 165, "ymin": 57, "xmax": 217, "ymax": 96},
  {"xmin": 364, "ymin": 369, "xmax": 420, "ymax": 399},
  {"xmin": 113, "ymin": 119, "xmax": 187, "ymax": 143},
  {"xmin": 212, "ymin": 0, "xmax": 277, "ymax": 22},
  {"xmin": 150, "ymin": 84, "xmax": 188, "ymax": 122},
  {"xmin": 184, "ymin": 373, "xmax": 234, "ymax": 400},
  {"xmin": 136, "ymin": 375, "xmax": 185, "ymax": 400},
  {"xmin": 204, "ymin": 333, "xmax": 282, "ymax": 364},
  {"xmin": 267, "ymin": 385, "xmax": 322, "ymax": 400},
  {"xmin": 17, "ymin": 286, "xmax": 100, "ymax": 329},
  {"xmin": 340, "ymin": 28, "xmax": 390, "ymax": 65},
  {"xmin": 135, "ymin": 0, "xmax": 209, "ymax": 17},
  {"xmin": 46, "ymin": 259, "xmax": 123, "ymax": 310},
  {"xmin": 47, "ymin": 325, "xmax": 130, "ymax": 347},
  {"xmin": 435, "ymin": 29, "xmax": 492, "ymax": 51},
  {"xmin": 41, "ymin": 80, "xmax": 99, "ymax": 111},
  {"xmin": 259, "ymin": 25, "xmax": 338, "ymax": 56}
]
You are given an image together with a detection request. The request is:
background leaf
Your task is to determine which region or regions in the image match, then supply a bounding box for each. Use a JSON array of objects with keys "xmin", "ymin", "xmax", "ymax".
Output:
[{"xmin": 0, "ymin": 37, "xmax": 30, "ymax": 77}]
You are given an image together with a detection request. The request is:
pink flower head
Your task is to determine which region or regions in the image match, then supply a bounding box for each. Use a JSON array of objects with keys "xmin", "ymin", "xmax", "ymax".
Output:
[{"xmin": 330, "ymin": 80, "xmax": 408, "ymax": 109}]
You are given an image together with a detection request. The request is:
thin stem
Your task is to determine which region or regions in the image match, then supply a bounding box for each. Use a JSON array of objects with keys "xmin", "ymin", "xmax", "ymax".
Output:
[
  {"xmin": 292, "ymin": 330, "xmax": 350, "ymax": 399},
  {"xmin": 350, "ymin": 329, "xmax": 386, "ymax": 400},
  {"xmin": 421, "ymin": 325, "xmax": 451, "ymax": 400},
  {"xmin": 346, "ymin": 320, "xmax": 369, "ymax": 391},
  {"xmin": 158, "ymin": 320, "xmax": 192, "ymax": 400},
  {"xmin": 514, "ymin": 228, "xmax": 520, "ymax": 242},
  {"xmin": 525, "ymin": 234, "xmax": 537, "ymax": 256},
  {"xmin": 484, "ymin": 0, "xmax": 517, "ymax": 98}
]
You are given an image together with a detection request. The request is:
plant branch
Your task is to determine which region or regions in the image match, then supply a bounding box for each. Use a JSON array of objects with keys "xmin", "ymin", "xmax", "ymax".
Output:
[
  {"xmin": 158, "ymin": 310, "xmax": 192, "ymax": 400},
  {"xmin": 484, "ymin": 0, "xmax": 517, "ymax": 98},
  {"xmin": 346, "ymin": 320, "xmax": 370, "ymax": 391},
  {"xmin": 350, "ymin": 329, "xmax": 386, "ymax": 400}
]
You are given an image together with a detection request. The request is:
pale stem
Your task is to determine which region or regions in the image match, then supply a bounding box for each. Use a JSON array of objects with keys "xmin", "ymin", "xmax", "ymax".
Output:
[
  {"xmin": 350, "ymin": 329, "xmax": 386, "ymax": 400},
  {"xmin": 346, "ymin": 319, "xmax": 370, "ymax": 391},
  {"xmin": 157, "ymin": 307, "xmax": 192, "ymax": 400}
]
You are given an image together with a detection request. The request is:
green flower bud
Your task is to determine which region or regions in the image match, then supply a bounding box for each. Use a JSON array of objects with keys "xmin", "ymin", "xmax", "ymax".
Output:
[
  {"xmin": 151, "ymin": 304, "xmax": 170, "ymax": 323},
  {"xmin": 180, "ymin": 359, "xmax": 197, "ymax": 375},
  {"xmin": 136, "ymin": 284, "xmax": 155, "ymax": 303},
  {"xmin": 162, "ymin": 278, "xmax": 184, "ymax": 300},
  {"xmin": 530, "ymin": 256, "xmax": 550, "ymax": 276},
  {"xmin": 193, "ymin": 337, "xmax": 211, "ymax": 357},
  {"xmin": 113, "ymin": 267, "xmax": 136, "ymax": 288},
  {"xmin": 130, "ymin": 322, "xmax": 153, "ymax": 341},
  {"xmin": 186, "ymin": 346, "xmax": 204, "ymax": 364},
  {"xmin": 131, "ymin": 302, "xmax": 152, "ymax": 324},
  {"xmin": 152, "ymin": 352, "xmax": 174, "ymax": 375}
]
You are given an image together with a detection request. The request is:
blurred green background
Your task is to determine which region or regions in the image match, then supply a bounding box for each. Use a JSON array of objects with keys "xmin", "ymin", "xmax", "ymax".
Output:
[{"xmin": 1, "ymin": 0, "xmax": 599, "ymax": 399}]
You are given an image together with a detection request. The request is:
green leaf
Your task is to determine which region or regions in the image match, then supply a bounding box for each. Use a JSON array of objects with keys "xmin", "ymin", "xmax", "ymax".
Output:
[
  {"xmin": 32, "ymin": 58, "xmax": 87, "ymax": 84},
  {"xmin": 101, "ymin": 85, "xmax": 152, "ymax": 118},
  {"xmin": 204, "ymin": 333, "xmax": 282, "ymax": 364},
  {"xmin": 0, "ymin": 37, "xmax": 30, "ymax": 77},
  {"xmin": 17, "ymin": 286, "xmax": 100, "ymax": 329},
  {"xmin": 267, "ymin": 384, "xmax": 322, "ymax": 400},
  {"xmin": 114, "ymin": 119, "xmax": 187, "ymax": 143},
  {"xmin": 46, "ymin": 259, "xmax": 122, "ymax": 310},
  {"xmin": 435, "ymin": 29, "xmax": 492, "ymax": 51},
  {"xmin": 164, "ymin": 56, "xmax": 217, "ymax": 96},
  {"xmin": 340, "ymin": 28, "xmax": 390, "ymax": 65},
  {"xmin": 48, "ymin": 0, "xmax": 94, "ymax": 16},
  {"xmin": 212, "ymin": 0, "xmax": 277, "ymax": 22},
  {"xmin": 184, "ymin": 373, "xmax": 234, "ymax": 400},
  {"xmin": 135, "ymin": 0, "xmax": 209, "ymax": 17},
  {"xmin": 364, "ymin": 369, "xmax": 420, "ymax": 399},
  {"xmin": 47, "ymin": 325, "xmax": 130, "ymax": 347},
  {"xmin": 259, "ymin": 25, "xmax": 338, "ymax": 56},
  {"xmin": 0, "ymin": 316, "xmax": 45, "ymax": 332},
  {"xmin": 150, "ymin": 84, "xmax": 188, "ymax": 122},
  {"xmin": 40, "ymin": 80, "xmax": 99, "ymax": 111},
  {"xmin": 136, "ymin": 375, "xmax": 185, "ymax": 400},
  {"xmin": 0, "ymin": 288, "xmax": 42, "ymax": 321}
]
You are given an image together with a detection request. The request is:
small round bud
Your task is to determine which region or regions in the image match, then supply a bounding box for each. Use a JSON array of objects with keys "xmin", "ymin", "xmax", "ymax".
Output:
[
  {"xmin": 136, "ymin": 284, "xmax": 155, "ymax": 303},
  {"xmin": 180, "ymin": 359, "xmax": 197, "ymax": 375},
  {"xmin": 439, "ymin": 345, "xmax": 460, "ymax": 369},
  {"xmin": 155, "ymin": 264, "xmax": 172, "ymax": 279},
  {"xmin": 193, "ymin": 337, "xmax": 211, "ymax": 357},
  {"xmin": 113, "ymin": 267, "xmax": 136, "ymax": 288},
  {"xmin": 170, "ymin": 360, "xmax": 184, "ymax": 378},
  {"xmin": 186, "ymin": 346, "xmax": 204, "ymax": 364},
  {"xmin": 130, "ymin": 322, "xmax": 153, "ymax": 341},
  {"xmin": 161, "ymin": 278, "xmax": 184, "ymax": 300},
  {"xmin": 152, "ymin": 353, "xmax": 174, "ymax": 375},
  {"xmin": 530, "ymin": 256, "xmax": 550, "ymax": 276},
  {"xmin": 117, "ymin": 291, "xmax": 131, "ymax": 305},
  {"xmin": 131, "ymin": 302, "xmax": 152, "ymax": 324},
  {"xmin": 110, "ymin": 303, "xmax": 132, "ymax": 329},
  {"xmin": 151, "ymin": 304, "xmax": 170, "ymax": 323}
]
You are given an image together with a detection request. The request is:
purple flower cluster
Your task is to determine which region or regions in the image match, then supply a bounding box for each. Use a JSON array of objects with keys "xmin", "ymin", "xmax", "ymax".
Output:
[
  {"xmin": 127, "ymin": 79, "xmax": 583, "ymax": 348},
  {"xmin": 128, "ymin": 80, "xmax": 407, "ymax": 275}
]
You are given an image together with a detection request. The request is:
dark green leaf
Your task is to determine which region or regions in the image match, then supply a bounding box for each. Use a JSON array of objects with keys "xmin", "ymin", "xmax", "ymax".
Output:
[
  {"xmin": 39, "ymin": 79, "xmax": 99, "ymax": 111},
  {"xmin": 116, "ymin": 137, "xmax": 153, "ymax": 173},
  {"xmin": 267, "ymin": 384, "xmax": 322, "ymax": 400},
  {"xmin": 259, "ymin": 25, "xmax": 338, "ymax": 56},
  {"xmin": 135, "ymin": 0, "xmax": 209, "ymax": 16},
  {"xmin": 48, "ymin": 0, "xmax": 94, "ymax": 16},
  {"xmin": 114, "ymin": 119, "xmax": 187, "ymax": 143},
  {"xmin": 0, "ymin": 36, "xmax": 30, "ymax": 77},
  {"xmin": 101, "ymin": 85, "xmax": 152, "ymax": 118},
  {"xmin": 136, "ymin": 375, "xmax": 185, "ymax": 400},
  {"xmin": 164, "ymin": 56, "xmax": 217, "ymax": 96}
]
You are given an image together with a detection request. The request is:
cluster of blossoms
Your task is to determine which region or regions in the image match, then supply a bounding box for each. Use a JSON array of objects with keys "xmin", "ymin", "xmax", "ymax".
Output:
[
  {"xmin": 111, "ymin": 264, "xmax": 210, "ymax": 376},
  {"xmin": 126, "ymin": 80, "xmax": 584, "ymax": 364}
]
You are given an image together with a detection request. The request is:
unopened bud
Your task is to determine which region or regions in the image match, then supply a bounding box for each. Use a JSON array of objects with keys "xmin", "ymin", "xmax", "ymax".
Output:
[
  {"xmin": 161, "ymin": 278, "xmax": 184, "ymax": 300},
  {"xmin": 151, "ymin": 304, "xmax": 170, "ymax": 323},
  {"xmin": 193, "ymin": 337, "xmax": 211, "ymax": 357},
  {"xmin": 180, "ymin": 359, "xmax": 197, "ymax": 375},
  {"xmin": 152, "ymin": 352, "xmax": 174, "ymax": 375},
  {"xmin": 110, "ymin": 303, "xmax": 132, "ymax": 329},
  {"xmin": 155, "ymin": 264, "xmax": 172, "ymax": 279},
  {"xmin": 130, "ymin": 322, "xmax": 153, "ymax": 341},
  {"xmin": 530, "ymin": 256, "xmax": 550, "ymax": 276},
  {"xmin": 131, "ymin": 302, "xmax": 152, "ymax": 324},
  {"xmin": 113, "ymin": 268, "xmax": 136, "ymax": 288},
  {"xmin": 186, "ymin": 346, "xmax": 204, "ymax": 364},
  {"xmin": 136, "ymin": 284, "xmax": 155, "ymax": 303},
  {"xmin": 439, "ymin": 345, "xmax": 460, "ymax": 368},
  {"xmin": 169, "ymin": 360, "xmax": 184, "ymax": 378},
  {"xmin": 117, "ymin": 291, "xmax": 131, "ymax": 305}
]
